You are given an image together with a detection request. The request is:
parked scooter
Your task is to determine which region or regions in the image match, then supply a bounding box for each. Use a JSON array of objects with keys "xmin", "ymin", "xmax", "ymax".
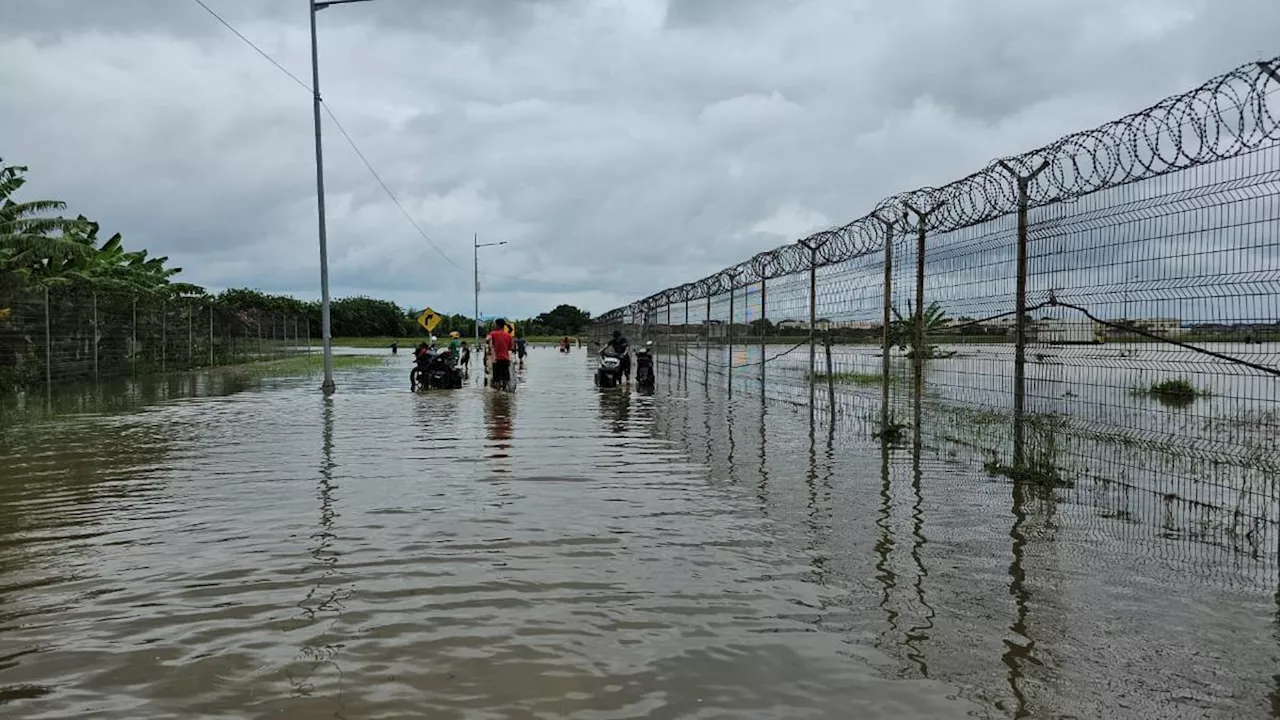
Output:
[{"xmin": 634, "ymin": 340, "xmax": 655, "ymax": 392}]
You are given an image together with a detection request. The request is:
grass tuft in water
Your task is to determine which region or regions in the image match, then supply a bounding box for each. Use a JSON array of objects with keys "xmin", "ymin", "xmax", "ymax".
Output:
[
  {"xmin": 806, "ymin": 371, "xmax": 897, "ymax": 386},
  {"xmin": 983, "ymin": 458, "xmax": 1074, "ymax": 489},
  {"xmin": 234, "ymin": 354, "xmax": 385, "ymax": 377},
  {"xmin": 1129, "ymin": 378, "xmax": 1210, "ymax": 407}
]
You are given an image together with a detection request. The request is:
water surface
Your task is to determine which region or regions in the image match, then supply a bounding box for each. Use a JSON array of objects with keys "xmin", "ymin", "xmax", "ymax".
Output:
[{"xmin": 1, "ymin": 349, "xmax": 980, "ymax": 719}]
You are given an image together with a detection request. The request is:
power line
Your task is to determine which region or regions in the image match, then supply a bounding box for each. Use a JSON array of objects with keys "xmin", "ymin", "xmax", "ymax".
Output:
[
  {"xmin": 188, "ymin": 0, "xmax": 645, "ymax": 295},
  {"xmin": 189, "ymin": 0, "xmax": 311, "ymax": 93},
  {"xmin": 190, "ymin": 0, "xmax": 462, "ymax": 270},
  {"xmin": 319, "ymin": 102, "xmax": 466, "ymax": 271}
]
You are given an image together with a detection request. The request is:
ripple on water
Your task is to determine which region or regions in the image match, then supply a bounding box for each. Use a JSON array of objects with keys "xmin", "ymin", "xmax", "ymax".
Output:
[{"xmin": 0, "ymin": 354, "xmax": 979, "ymax": 719}]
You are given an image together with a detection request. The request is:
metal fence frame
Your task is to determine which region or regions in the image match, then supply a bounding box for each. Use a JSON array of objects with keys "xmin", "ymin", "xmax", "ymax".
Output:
[{"xmin": 593, "ymin": 56, "xmax": 1280, "ymax": 561}]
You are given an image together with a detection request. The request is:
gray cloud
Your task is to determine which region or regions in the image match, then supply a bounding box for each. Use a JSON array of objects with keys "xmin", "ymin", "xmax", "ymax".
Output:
[{"xmin": 2, "ymin": 0, "xmax": 1276, "ymax": 317}]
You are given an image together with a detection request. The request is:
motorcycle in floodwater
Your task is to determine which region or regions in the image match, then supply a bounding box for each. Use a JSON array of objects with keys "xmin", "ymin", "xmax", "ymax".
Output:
[
  {"xmin": 411, "ymin": 347, "xmax": 464, "ymax": 391},
  {"xmin": 594, "ymin": 346, "xmax": 625, "ymax": 388},
  {"xmin": 634, "ymin": 340, "xmax": 655, "ymax": 392}
]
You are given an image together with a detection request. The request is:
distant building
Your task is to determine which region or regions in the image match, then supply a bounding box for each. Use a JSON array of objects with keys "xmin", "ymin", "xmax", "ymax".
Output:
[
  {"xmin": 1030, "ymin": 319, "xmax": 1103, "ymax": 344},
  {"xmin": 1142, "ymin": 318, "xmax": 1186, "ymax": 337}
]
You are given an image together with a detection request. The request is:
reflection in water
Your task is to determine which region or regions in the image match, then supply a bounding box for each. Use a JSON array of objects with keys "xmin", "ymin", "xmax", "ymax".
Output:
[
  {"xmin": 904, "ymin": 419, "xmax": 935, "ymax": 678},
  {"xmin": 288, "ymin": 395, "xmax": 350, "ymax": 709},
  {"xmin": 756, "ymin": 401, "xmax": 770, "ymax": 512},
  {"xmin": 7, "ymin": 350, "xmax": 1280, "ymax": 718},
  {"xmin": 1004, "ymin": 475, "xmax": 1033, "ymax": 718},
  {"xmin": 484, "ymin": 391, "xmax": 515, "ymax": 493},
  {"xmin": 804, "ymin": 414, "xmax": 833, "ymax": 584},
  {"xmin": 726, "ymin": 389, "xmax": 738, "ymax": 485},
  {"xmin": 596, "ymin": 387, "xmax": 629, "ymax": 436},
  {"xmin": 1, "ymin": 370, "xmax": 258, "ymax": 428},
  {"xmin": 1272, "ymin": 593, "xmax": 1280, "ymax": 716},
  {"xmin": 875, "ymin": 440, "xmax": 901, "ymax": 664}
]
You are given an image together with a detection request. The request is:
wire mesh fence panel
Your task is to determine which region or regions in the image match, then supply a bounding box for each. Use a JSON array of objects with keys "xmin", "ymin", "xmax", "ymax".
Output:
[
  {"xmin": 593, "ymin": 56, "xmax": 1280, "ymax": 568},
  {"xmin": 0, "ymin": 286, "xmax": 312, "ymax": 397}
]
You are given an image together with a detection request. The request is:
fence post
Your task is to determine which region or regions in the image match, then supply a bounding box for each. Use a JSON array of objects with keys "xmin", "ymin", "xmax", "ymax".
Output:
[
  {"xmin": 666, "ymin": 303, "xmax": 672, "ymax": 373},
  {"xmin": 187, "ymin": 302, "xmax": 194, "ymax": 368},
  {"xmin": 797, "ymin": 238, "xmax": 826, "ymax": 409},
  {"xmin": 43, "ymin": 286, "xmax": 52, "ymax": 396},
  {"xmin": 727, "ymin": 276, "xmax": 738, "ymax": 396},
  {"xmin": 902, "ymin": 201, "xmax": 946, "ymax": 405},
  {"xmin": 759, "ymin": 277, "xmax": 767, "ymax": 396},
  {"xmin": 208, "ymin": 304, "xmax": 214, "ymax": 366},
  {"xmin": 808, "ymin": 245, "xmax": 817, "ymax": 385},
  {"xmin": 161, "ymin": 299, "xmax": 167, "ymax": 374},
  {"xmin": 683, "ymin": 298, "xmax": 689, "ymax": 381},
  {"xmin": 131, "ymin": 297, "xmax": 138, "ymax": 375},
  {"xmin": 824, "ymin": 330, "xmax": 835, "ymax": 414},
  {"xmin": 306, "ymin": 316, "xmax": 312, "ymax": 355},
  {"xmin": 873, "ymin": 213, "xmax": 898, "ymax": 432},
  {"xmin": 701, "ymin": 293, "xmax": 710, "ymax": 383},
  {"xmin": 92, "ymin": 291, "xmax": 100, "ymax": 382},
  {"xmin": 998, "ymin": 160, "xmax": 1050, "ymax": 468}
]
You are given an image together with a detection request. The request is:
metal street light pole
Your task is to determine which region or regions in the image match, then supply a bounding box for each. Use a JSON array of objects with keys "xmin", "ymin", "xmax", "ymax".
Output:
[
  {"xmin": 473, "ymin": 234, "xmax": 508, "ymax": 341},
  {"xmin": 310, "ymin": 0, "xmax": 374, "ymax": 392}
]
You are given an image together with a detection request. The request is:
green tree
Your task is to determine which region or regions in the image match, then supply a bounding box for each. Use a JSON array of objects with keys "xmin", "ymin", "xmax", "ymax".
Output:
[
  {"xmin": 0, "ymin": 161, "xmax": 90, "ymax": 280},
  {"xmin": 891, "ymin": 301, "xmax": 952, "ymax": 359},
  {"xmin": 534, "ymin": 304, "xmax": 591, "ymax": 335}
]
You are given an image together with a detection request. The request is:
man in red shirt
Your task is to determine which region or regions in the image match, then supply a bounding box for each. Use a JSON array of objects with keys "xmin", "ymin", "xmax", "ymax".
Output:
[{"xmin": 486, "ymin": 317, "xmax": 515, "ymax": 390}]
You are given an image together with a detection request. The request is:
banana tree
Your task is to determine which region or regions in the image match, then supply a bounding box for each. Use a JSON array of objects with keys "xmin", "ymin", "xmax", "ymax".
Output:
[
  {"xmin": 0, "ymin": 161, "xmax": 90, "ymax": 279},
  {"xmin": 890, "ymin": 300, "xmax": 955, "ymax": 359}
]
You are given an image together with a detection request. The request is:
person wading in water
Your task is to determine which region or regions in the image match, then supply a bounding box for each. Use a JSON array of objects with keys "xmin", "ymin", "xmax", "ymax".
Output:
[{"xmin": 485, "ymin": 318, "xmax": 515, "ymax": 391}]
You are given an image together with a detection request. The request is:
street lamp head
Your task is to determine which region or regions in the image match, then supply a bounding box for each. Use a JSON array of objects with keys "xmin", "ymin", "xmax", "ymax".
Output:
[{"xmin": 314, "ymin": 0, "xmax": 376, "ymax": 10}]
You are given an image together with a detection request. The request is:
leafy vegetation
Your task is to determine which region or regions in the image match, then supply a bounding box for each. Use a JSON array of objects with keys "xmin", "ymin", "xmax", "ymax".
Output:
[
  {"xmin": 805, "ymin": 370, "xmax": 897, "ymax": 386},
  {"xmin": 0, "ymin": 159, "xmax": 594, "ymax": 390},
  {"xmin": 1130, "ymin": 378, "xmax": 1210, "ymax": 407},
  {"xmin": 890, "ymin": 301, "xmax": 957, "ymax": 359},
  {"xmin": 230, "ymin": 353, "xmax": 385, "ymax": 377}
]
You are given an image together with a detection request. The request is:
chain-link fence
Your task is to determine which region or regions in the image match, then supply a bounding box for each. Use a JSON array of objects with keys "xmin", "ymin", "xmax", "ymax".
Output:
[
  {"xmin": 594, "ymin": 57, "xmax": 1280, "ymax": 566},
  {"xmin": 0, "ymin": 287, "xmax": 311, "ymax": 392}
]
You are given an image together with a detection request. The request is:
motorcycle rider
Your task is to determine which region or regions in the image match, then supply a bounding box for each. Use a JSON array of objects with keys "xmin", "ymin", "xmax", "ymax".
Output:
[
  {"xmin": 600, "ymin": 330, "xmax": 631, "ymax": 385},
  {"xmin": 447, "ymin": 331, "xmax": 463, "ymax": 365},
  {"xmin": 411, "ymin": 341, "xmax": 432, "ymax": 389}
]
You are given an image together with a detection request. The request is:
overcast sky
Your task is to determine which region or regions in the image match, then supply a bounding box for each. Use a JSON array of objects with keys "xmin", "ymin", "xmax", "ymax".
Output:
[{"xmin": 2, "ymin": 0, "xmax": 1276, "ymax": 318}]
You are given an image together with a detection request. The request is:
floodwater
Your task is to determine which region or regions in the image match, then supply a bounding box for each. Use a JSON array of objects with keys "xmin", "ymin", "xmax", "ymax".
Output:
[{"xmin": 1, "ymin": 347, "xmax": 1277, "ymax": 719}]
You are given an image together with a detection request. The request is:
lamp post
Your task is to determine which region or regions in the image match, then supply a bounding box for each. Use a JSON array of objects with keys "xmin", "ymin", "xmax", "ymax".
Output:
[
  {"xmin": 310, "ymin": 0, "xmax": 374, "ymax": 392},
  {"xmin": 474, "ymin": 234, "xmax": 508, "ymax": 341}
]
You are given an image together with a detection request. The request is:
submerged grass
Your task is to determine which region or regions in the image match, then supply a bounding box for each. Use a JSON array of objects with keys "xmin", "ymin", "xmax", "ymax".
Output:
[
  {"xmin": 232, "ymin": 354, "xmax": 385, "ymax": 377},
  {"xmin": 805, "ymin": 371, "xmax": 899, "ymax": 386},
  {"xmin": 1129, "ymin": 377, "xmax": 1211, "ymax": 407},
  {"xmin": 333, "ymin": 335, "xmax": 581, "ymax": 348}
]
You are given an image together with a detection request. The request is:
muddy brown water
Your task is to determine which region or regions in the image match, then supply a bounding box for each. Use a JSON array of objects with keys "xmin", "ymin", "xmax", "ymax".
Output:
[{"xmin": 1, "ymin": 348, "xmax": 1276, "ymax": 718}]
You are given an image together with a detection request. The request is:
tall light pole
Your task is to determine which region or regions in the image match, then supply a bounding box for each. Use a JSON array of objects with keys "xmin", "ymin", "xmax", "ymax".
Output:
[
  {"xmin": 310, "ymin": 0, "xmax": 374, "ymax": 392},
  {"xmin": 474, "ymin": 234, "xmax": 507, "ymax": 341}
]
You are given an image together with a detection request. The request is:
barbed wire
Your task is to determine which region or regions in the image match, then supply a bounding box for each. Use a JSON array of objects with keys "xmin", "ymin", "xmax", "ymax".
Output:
[{"xmin": 595, "ymin": 57, "xmax": 1280, "ymax": 324}]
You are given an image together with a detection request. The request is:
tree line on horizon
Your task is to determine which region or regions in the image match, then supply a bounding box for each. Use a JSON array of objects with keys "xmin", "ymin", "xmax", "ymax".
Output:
[{"xmin": 0, "ymin": 159, "xmax": 593, "ymax": 339}]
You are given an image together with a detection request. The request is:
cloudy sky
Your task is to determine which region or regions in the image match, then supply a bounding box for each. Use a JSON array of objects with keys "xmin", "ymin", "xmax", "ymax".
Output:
[{"xmin": 2, "ymin": 0, "xmax": 1276, "ymax": 318}]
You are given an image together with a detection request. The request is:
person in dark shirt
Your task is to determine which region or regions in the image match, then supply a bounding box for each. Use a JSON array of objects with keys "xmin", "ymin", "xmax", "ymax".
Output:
[
  {"xmin": 601, "ymin": 330, "xmax": 631, "ymax": 384},
  {"xmin": 515, "ymin": 336, "xmax": 528, "ymax": 367}
]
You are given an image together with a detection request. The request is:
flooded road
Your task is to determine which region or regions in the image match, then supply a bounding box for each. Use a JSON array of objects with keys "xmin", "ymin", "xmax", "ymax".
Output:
[
  {"xmin": 1, "ymin": 349, "xmax": 971, "ymax": 719},
  {"xmin": 1, "ymin": 347, "xmax": 1277, "ymax": 718}
]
